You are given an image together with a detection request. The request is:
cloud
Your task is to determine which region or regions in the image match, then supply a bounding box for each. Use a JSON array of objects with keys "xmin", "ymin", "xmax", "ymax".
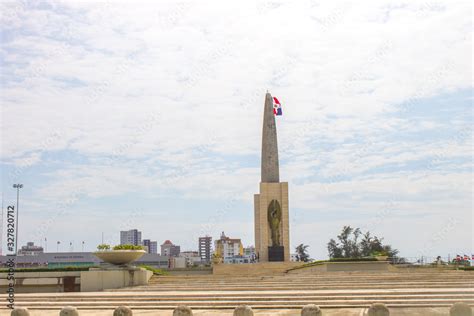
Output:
[{"xmin": 0, "ymin": 0, "xmax": 472, "ymax": 259}]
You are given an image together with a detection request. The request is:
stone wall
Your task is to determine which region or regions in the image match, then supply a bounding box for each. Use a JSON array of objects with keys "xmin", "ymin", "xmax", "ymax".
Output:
[
  {"xmin": 287, "ymin": 261, "xmax": 390, "ymax": 274},
  {"xmin": 0, "ymin": 271, "xmax": 81, "ymax": 293},
  {"xmin": 213, "ymin": 262, "xmax": 301, "ymax": 276}
]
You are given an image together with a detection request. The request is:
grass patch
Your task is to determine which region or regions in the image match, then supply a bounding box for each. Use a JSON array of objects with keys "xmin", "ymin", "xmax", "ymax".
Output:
[{"xmin": 139, "ymin": 265, "xmax": 167, "ymax": 275}]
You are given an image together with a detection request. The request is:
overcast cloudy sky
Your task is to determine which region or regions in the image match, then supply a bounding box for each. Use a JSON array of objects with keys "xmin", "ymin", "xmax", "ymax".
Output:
[{"xmin": 0, "ymin": 0, "xmax": 472, "ymax": 260}]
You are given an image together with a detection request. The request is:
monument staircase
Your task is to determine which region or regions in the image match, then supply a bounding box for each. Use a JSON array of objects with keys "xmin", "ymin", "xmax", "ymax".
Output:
[{"xmin": 6, "ymin": 269, "xmax": 473, "ymax": 311}]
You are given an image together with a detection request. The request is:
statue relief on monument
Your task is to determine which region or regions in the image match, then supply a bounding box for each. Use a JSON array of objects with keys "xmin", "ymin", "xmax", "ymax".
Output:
[{"xmin": 267, "ymin": 199, "xmax": 282, "ymax": 247}]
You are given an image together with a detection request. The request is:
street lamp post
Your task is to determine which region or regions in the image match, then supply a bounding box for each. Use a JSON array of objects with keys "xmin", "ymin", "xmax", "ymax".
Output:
[{"xmin": 12, "ymin": 184, "xmax": 23, "ymax": 255}]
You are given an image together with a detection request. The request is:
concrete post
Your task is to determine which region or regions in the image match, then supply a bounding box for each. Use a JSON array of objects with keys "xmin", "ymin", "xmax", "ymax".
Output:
[
  {"xmin": 301, "ymin": 304, "xmax": 322, "ymax": 316},
  {"xmin": 59, "ymin": 306, "xmax": 79, "ymax": 316},
  {"xmin": 367, "ymin": 303, "xmax": 389, "ymax": 316},
  {"xmin": 450, "ymin": 302, "xmax": 472, "ymax": 316},
  {"xmin": 173, "ymin": 305, "xmax": 193, "ymax": 316},
  {"xmin": 114, "ymin": 306, "xmax": 133, "ymax": 316},
  {"xmin": 234, "ymin": 305, "xmax": 254, "ymax": 316},
  {"xmin": 11, "ymin": 308, "xmax": 30, "ymax": 316}
]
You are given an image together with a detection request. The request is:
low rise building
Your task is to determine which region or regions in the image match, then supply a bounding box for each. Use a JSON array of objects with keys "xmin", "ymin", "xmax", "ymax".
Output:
[
  {"xmin": 223, "ymin": 255, "xmax": 252, "ymax": 264},
  {"xmin": 214, "ymin": 232, "xmax": 243, "ymax": 263},
  {"xmin": 180, "ymin": 251, "xmax": 202, "ymax": 267},
  {"xmin": 161, "ymin": 240, "xmax": 180, "ymax": 257},
  {"xmin": 171, "ymin": 256, "xmax": 186, "ymax": 269},
  {"xmin": 244, "ymin": 246, "xmax": 255, "ymax": 257},
  {"xmin": 18, "ymin": 242, "xmax": 44, "ymax": 256}
]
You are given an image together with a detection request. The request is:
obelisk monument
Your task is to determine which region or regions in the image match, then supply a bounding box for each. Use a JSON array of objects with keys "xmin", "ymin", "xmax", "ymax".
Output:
[{"xmin": 254, "ymin": 92, "xmax": 290, "ymax": 262}]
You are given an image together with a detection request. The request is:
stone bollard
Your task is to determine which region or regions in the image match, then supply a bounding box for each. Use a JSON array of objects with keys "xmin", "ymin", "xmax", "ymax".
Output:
[
  {"xmin": 301, "ymin": 304, "xmax": 322, "ymax": 316},
  {"xmin": 367, "ymin": 303, "xmax": 389, "ymax": 316},
  {"xmin": 114, "ymin": 306, "xmax": 133, "ymax": 316},
  {"xmin": 450, "ymin": 302, "xmax": 472, "ymax": 316},
  {"xmin": 173, "ymin": 305, "xmax": 193, "ymax": 316},
  {"xmin": 234, "ymin": 305, "xmax": 254, "ymax": 316},
  {"xmin": 11, "ymin": 307, "xmax": 30, "ymax": 316},
  {"xmin": 60, "ymin": 306, "xmax": 79, "ymax": 316}
]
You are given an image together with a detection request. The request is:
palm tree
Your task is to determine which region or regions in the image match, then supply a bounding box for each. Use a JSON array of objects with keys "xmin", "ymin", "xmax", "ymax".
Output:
[{"xmin": 295, "ymin": 244, "xmax": 310, "ymax": 262}]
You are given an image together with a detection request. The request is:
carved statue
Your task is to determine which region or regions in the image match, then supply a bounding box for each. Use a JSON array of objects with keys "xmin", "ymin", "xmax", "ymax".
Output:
[{"xmin": 267, "ymin": 200, "xmax": 282, "ymax": 246}]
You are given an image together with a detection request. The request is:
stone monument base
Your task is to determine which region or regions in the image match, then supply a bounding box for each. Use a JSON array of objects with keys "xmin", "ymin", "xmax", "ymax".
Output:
[
  {"xmin": 80, "ymin": 267, "xmax": 152, "ymax": 292},
  {"xmin": 254, "ymin": 182, "xmax": 290, "ymax": 262},
  {"xmin": 268, "ymin": 246, "xmax": 284, "ymax": 262}
]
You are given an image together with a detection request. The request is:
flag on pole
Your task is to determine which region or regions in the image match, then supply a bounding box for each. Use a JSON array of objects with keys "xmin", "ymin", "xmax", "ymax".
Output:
[{"xmin": 273, "ymin": 97, "xmax": 282, "ymax": 116}]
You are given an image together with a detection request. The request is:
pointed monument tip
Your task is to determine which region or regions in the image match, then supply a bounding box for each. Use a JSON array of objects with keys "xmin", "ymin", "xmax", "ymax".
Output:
[{"xmin": 261, "ymin": 89, "xmax": 279, "ymax": 183}]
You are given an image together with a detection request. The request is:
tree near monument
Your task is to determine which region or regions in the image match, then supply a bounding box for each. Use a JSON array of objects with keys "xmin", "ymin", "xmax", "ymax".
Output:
[
  {"xmin": 327, "ymin": 226, "xmax": 399, "ymax": 259},
  {"xmin": 295, "ymin": 243, "xmax": 311, "ymax": 262}
]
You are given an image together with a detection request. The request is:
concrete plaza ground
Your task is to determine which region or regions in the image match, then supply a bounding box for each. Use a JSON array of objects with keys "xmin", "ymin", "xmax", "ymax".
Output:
[{"xmin": 0, "ymin": 307, "xmax": 457, "ymax": 315}]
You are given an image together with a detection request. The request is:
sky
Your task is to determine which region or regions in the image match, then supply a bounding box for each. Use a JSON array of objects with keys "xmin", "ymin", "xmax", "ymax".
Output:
[{"xmin": 0, "ymin": 0, "xmax": 472, "ymax": 261}]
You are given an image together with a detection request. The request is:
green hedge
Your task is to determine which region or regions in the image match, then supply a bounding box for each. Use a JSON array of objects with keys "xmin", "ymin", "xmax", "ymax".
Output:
[
  {"xmin": 329, "ymin": 257, "xmax": 378, "ymax": 262},
  {"xmin": 0, "ymin": 266, "xmax": 98, "ymax": 273},
  {"xmin": 112, "ymin": 244, "xmax": 144, "ymax": 250},
  {"xmin": 287, "ymin": 257, "xmax": 378, "ymax": 272},
  {"xmin": 459, "ymin": 266, "xmax": 474, "ymax": 271}
]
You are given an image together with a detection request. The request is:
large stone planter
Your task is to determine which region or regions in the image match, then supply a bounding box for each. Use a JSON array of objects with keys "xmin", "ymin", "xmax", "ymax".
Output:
[
  {"xmin": 81, "ymin": 267, "xmax": 153, "ymax": 291},
  {"xmin": 93, "ymin": 250, "xmax": 146, "ymax": 265}
]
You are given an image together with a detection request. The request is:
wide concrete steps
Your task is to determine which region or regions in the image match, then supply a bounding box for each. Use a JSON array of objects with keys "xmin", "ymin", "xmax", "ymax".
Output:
[
  {"xmin": 7, "ymin": 289, "xmax": 474, "ymax": 310},
  {"xmin": 141, "ymin": 275, "xmax": 473, "ymax": 291},
  {"xmin": 7, "ymin": 301, "xmax": 474, "ymax": 310},
  {"xmin": 2, "ymin": 270, "xmax": 472, "ymax": 311}
]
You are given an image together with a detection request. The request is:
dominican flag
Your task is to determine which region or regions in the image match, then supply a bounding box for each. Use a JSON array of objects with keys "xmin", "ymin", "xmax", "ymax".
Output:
[{"xmin": 273, "ymin": 97, "xmax": 282, "ymax": 116}]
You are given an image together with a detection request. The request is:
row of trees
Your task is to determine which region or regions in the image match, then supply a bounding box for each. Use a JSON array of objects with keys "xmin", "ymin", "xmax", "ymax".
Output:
[
  {"xmin": 327, "ymin": 226, "xmax": 398, "ymax": 259},
  {"xmin": 294, "ymin": 225, "xmax": 399, "ymax": 262}
]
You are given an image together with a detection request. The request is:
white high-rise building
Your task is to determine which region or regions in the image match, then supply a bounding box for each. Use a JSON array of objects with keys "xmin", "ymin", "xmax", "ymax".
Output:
[
  {"xmin": 120, "ymin": 229, "xmax": 142, "ymax": 246},
  {"xmin": 143, "ymin": 239, "xmax": 158, "ymax": 254}
]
